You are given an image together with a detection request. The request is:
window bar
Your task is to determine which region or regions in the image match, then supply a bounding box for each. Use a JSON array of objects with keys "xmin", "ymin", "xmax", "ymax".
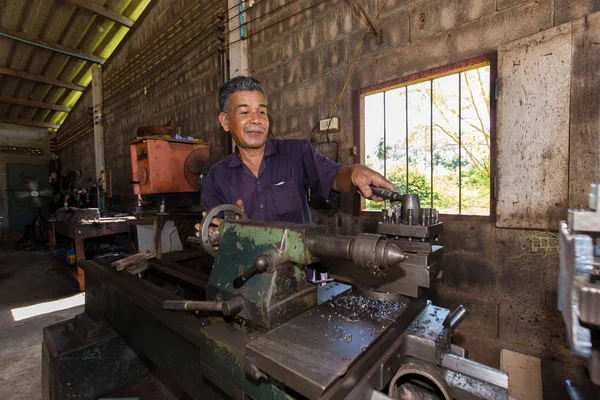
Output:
[
  {"xmin": 383, "ymin": 91, "xmax": 387, "ymax": 180},
  {"xmin": 430, "ymin": 79, "xmax": 433, "ymax": 208},
  {"xmin": 458, "ymin": 73, "xmax": 462, "ymax": 214},
  {"xmin": 405, "ymin": 86, "xmax": 409, "ymax": 193}
]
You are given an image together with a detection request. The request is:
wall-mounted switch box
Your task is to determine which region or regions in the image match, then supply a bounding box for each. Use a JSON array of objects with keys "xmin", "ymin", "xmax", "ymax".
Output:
[{"xmin": 319, "ymin": 117, "xmax": 340, "ymax": 133}]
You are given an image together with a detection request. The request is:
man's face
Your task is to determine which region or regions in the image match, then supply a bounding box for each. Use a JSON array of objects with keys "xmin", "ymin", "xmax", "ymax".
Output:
[{"xmin": 218, "ymin": 91, "xmax": 269, "ymax": 150}]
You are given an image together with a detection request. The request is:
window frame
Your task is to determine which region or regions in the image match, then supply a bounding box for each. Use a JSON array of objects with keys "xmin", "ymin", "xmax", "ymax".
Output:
[{"xmin": 353, "ymin": 53, "xmax": 498, "ymax": 222}]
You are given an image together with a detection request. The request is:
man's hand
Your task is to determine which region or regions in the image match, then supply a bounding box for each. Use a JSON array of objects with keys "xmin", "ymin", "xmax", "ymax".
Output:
[
  {"xmin": 195, "ymin": 200, "xmax": 244, "ymax": 250},
  {"xmin": 333, "ymin": 165, "xmax": 395, "ymax": 202},
  {"xmin": 350, "ymin": 165, "xmax": 395, "ymax": 202}
]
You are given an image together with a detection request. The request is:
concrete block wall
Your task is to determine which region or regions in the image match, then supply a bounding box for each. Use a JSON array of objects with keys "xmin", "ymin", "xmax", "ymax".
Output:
[
  {"xmin": 57, "ymin": 0, "xmax": 227, "ymax": 210},
  {"xmin": 247, "ymin": 0, "xmax": 600, "ymax": 367}
]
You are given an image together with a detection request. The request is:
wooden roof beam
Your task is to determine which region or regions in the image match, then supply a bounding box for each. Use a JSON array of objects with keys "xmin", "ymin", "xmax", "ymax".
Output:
[
  {"xmin": 0, "ymin": 117, "xmax": 60, "ymax": 129},
  {"xmin": 0, "ymin": 27, "xmax": 104, "ymax": 64},
  {"xmin": 0, "ymin": 96, "xmax": 72, "ymax": 112},
  {"xmin": 64, "ymin": 0, "xmax": 134, "ymax": 28},
  {"xmin": 0, "ymin": 66, "xmax": 85, "ymax": 91}
]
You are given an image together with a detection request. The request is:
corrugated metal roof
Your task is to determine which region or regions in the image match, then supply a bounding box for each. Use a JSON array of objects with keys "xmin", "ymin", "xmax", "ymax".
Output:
[{"xmin": 0, "ymin": 0, "xmax": 151, "ymax": 131}]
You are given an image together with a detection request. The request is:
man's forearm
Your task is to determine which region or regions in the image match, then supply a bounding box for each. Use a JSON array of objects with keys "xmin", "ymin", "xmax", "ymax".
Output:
[{"xmin": 332, "ymin": 166, "xmax": 355, "ymax": 194}]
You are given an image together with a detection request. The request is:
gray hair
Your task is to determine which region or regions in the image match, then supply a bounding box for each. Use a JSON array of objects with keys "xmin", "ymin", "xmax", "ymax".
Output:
[{"xmin": 218, "ymin": 76, "xmax": 267, "ymax": 114}]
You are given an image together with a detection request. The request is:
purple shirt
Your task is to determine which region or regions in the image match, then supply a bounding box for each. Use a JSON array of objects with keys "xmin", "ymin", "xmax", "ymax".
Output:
[{"xmin": 201, "ymin": 139, "xmax": 342, "ymax": 224}]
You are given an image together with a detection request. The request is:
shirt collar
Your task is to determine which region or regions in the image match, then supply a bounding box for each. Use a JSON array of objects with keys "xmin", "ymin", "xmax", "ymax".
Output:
[{"xmin": 227, "ymin": 138, "xmax": 277, "ymax": 168}]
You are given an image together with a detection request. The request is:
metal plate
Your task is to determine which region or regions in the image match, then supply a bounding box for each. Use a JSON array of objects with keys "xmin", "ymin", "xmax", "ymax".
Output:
[
  {"xmin": 317, "ymin": 282, "xmax": 352, "ymax": 304},
  {"xmin": 246, "ymin": 292, "xmax": 409, "ymax": 399},
  {"xmin": 497, "ymin": 24, "xmax": 571, "ymax": 229},
  {"xmin": 376, "ymin": 222, "xmax": 443, "ymax": 238}
]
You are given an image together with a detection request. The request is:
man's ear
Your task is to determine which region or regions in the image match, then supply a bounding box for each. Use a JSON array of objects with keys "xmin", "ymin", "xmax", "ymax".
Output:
[{"xmin": 218, "ymin": 112, "xmax": 230, "ymax": 132}]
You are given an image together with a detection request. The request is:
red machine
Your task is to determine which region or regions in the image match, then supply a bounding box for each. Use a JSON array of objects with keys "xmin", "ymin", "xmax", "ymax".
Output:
[{"xmin": 129, "ymin": 137, "xmax": 209, "ymax": 194}]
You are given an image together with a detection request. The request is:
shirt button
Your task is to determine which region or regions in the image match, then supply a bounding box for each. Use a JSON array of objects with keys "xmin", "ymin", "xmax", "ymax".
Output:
[
  {"xmin": 256, "ymin": 180, "xmax": 260, "ymax": 185},
  {"xmin": 260, "ymin": 204, "xmax": 264, "ymax": 209}
]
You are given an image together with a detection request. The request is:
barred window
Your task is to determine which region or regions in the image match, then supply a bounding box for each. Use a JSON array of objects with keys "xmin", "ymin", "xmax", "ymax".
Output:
[{"xmin": 362, "ymin": 60, "xmax": 492, "ymax": 216}]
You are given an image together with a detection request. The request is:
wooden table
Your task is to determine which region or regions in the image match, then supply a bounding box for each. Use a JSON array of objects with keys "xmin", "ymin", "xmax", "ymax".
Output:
[{"xmin": 52, "ymin": 217, "xmax": 135, "ymax": 291}]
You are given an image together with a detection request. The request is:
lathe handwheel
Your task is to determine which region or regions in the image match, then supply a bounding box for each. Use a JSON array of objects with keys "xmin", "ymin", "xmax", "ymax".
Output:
[{"xmin": 201, "ymin": 204, "xmax": 247, "ymax": 257}]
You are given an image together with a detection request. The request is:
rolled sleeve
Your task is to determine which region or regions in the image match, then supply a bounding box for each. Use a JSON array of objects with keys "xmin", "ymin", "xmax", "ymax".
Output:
[{"xmin": 302, "ymin": 141, "xmax": 342, "ymax": 201}]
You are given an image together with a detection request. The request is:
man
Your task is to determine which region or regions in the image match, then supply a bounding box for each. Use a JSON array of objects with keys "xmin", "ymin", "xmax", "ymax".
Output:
[
  {"xmin": 201, "ymin": 76, "xmax": 394, "ymax": 226},
  {"xmin": 200, "ymin": 77, "xmax": 394, "ymax": 280}
]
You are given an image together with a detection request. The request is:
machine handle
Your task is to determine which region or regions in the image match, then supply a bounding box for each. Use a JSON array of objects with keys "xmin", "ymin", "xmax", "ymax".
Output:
[
  {"xmin": 370, "ymin": 186, "xmax": 403, "ymax": 202},
  {"xmin": 565, "ymin": 380, "xmax": 584, "ymax": 400},
  {"xmin": 163, "ymin": 296, "xmax": 244, "ymax": 317},
  {"xmin": 446, "ymin": 305, "xmax": 470, "ymax": 332},
  {"xmin": 199, "ymin": 204, "xmax": 247, "ymax": 257},
  {"xmin": 233, "ymin": 254, "xmax": 271, "ymax": 289}
]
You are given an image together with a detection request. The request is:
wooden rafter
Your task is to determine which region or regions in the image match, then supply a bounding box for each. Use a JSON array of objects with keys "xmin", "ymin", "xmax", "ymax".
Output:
[
  {"xmin": 0, "ymin": 66, "xmax": 85, "ymax": 91},
  {"xmin": 0, "ymin": 96, "xmax": 72, "ymax": 112},
  {"xmin": 0, "ymin": 117, "xmax": 60, "ymax": 129},
  {"xmin": 0, "ymin": 27, "xmax": 104, "ymax": 64},
  {"xmin": 64, "ymin": 0, "xmax": 134, "ymax": 28}
]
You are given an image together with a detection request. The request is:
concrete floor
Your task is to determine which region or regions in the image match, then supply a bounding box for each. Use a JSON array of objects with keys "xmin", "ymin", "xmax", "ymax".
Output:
[{"xmin": 0, "ymin": 246, "xmax": 83, "ymax": 400}]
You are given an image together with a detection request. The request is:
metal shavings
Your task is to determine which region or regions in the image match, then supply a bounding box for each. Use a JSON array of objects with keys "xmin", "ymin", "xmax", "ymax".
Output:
[
  {"xmin": 408, "ymin": 323, "xmax": 428, "ymax": 335},
  {"xmin": 333, "ymin": 295, "xmax": 406, "ymax": 323},
  {"xmin": 332, "ymin": 323, "xmax": 353, "ymax": 343}
]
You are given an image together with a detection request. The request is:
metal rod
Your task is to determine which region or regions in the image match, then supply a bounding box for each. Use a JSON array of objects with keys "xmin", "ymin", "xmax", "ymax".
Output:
[
  {"xmin": 164, "ymin": 300, "xmax": 222, "ymax": 312},
  {"xmin": 448, "ymin": 305, "xmax": 469, "ymax": 332},
  {"xmin": 565, "ymin": 380, "xmax": 584, "ymax": 400},
  {"xmin": 354, "ymin": 0, "xmax": 381, "ymax": 37},
  {"xmin": 383, "ymin": 90, "xmax": 387, "ymax": 183},
  {"xmin": 405, "ymin": 86, "xmax": 409, "ymax": 193},
  {"xmin": 370, "ymin": 186, "xmax": 403, "ymax": 202},
  {"xmin": 430, "ymin": 79, "xmax": 434, "ymax": 208},
  {"xmin": 458, "ymin": 72, "xmax": 462, "ymax": 213},
  {"xmin": 0, "ymin": 32, "xmax": 103, "ymax": 64},
  {"xmin": 307, "ymin": 233, "xmax": 351, "ymax": 261},
  {"xmin": 163, "ymin": 296, "xmax": 244, "ymax": 317},
  {"xmin": 307, "ymin": 232, "xmax": 406, "ymax": 269}
]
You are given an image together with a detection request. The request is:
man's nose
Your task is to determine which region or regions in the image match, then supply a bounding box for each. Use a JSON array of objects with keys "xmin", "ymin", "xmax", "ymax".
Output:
[{"xmin": 249, "ymin": 111, "xmax": 262, "ymax": 124}]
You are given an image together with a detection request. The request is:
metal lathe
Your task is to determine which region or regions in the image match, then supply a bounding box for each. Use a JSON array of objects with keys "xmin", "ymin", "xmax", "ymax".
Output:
[{"xmin": 42, "ymin": 200, "xmax": 511, "ymax": 400}]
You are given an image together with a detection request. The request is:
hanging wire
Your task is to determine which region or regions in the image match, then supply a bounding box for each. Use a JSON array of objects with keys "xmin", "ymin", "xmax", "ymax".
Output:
[
  {"xmin": 104, "ymin": 14, "xmax": 223, "ymax": 103},
  {"xmin": 81, "ymin": 0, "xmax": 313, "ymax": 125},
  {"xmin": 102, "ymin": 0, "xmax": 292, "ymax": 98},
  {"xmin": 100, "ymin": 28, "xmax": 222, "ymax": 117},
  {"xmin": 104, "ymin": 0, "xmax": 225, "ymax": 87},
  {"xmin": 102, "ymin": 42, "xmax": 220, "ymax": 125},
  {"xmin": 306, "ymin": 0, "xmax": 390, "ymax": 140},
  {"xmin": 56, "ymin": 0, "xmax": 355, "ymax": 146}
]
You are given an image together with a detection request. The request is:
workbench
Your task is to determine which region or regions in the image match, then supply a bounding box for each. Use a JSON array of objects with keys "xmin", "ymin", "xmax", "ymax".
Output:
[{"xmin": 51, "ymin": 217, "xmax": 135, "ymax": 291}]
